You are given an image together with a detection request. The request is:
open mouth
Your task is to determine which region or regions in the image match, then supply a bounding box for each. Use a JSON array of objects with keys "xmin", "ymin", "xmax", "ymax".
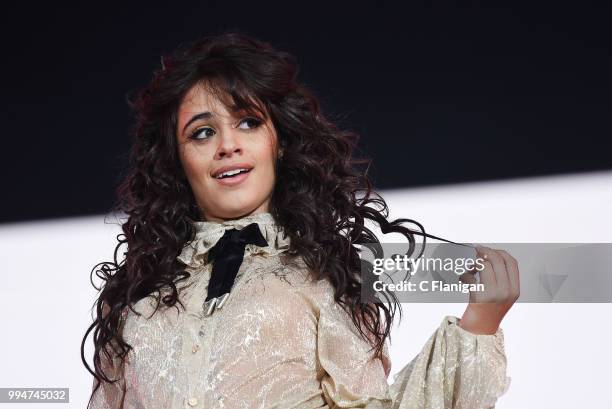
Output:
[
  {"xmin": 211, "ymin": 165, "xmax": 254, "ymax": 186},
  {"xmin": 214, "ymin": 168, "xmax": 252, "ymax": 180}
]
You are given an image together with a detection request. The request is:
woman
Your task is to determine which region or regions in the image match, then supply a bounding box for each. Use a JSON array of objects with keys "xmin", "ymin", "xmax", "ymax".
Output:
[{"xmin": 81, "ymin": 32, "xmax": 519, "ymax": 408}]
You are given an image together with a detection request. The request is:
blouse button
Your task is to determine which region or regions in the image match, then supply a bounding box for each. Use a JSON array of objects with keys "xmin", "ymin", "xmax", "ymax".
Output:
[{"xmin": 187, "ymin": 397, "xmax": 198, "ymax": 406}]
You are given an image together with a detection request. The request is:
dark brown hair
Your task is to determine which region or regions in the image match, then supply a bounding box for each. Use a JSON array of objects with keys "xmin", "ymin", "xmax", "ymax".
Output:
[{"xmin": 81, "ymin": 31, "xmax": 425, "ymax": 406}]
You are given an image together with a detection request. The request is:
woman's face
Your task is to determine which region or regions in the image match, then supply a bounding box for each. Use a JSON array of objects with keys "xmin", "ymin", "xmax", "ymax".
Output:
[{"xmin": 176, "ymin": 83, "xmax": 279, "ymax": 222}]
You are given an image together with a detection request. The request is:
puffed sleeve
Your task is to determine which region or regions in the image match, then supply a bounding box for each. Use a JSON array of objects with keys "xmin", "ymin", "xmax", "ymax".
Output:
[
  {"xmin": 387, "ymin": 315, "xmax": 512, "ymax": 409},
  {"xmin": 318, "ymin": 304, "xmax": 511, "ymax": 409}
]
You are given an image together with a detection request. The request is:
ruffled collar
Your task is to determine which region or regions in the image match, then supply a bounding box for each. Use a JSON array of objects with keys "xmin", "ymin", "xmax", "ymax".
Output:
[{"xmin": 177, "ymin": 211, "xmax": 291, "ymax": 270}]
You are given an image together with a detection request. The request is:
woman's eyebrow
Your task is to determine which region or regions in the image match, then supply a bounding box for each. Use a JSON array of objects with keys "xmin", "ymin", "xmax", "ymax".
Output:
[{"xmin": 182, "ymin": 111, "xmax": 213, "ymax": 135}]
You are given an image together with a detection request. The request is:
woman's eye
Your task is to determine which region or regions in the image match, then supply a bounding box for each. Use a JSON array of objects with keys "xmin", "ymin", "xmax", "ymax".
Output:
[
  {"xmin": 238, "ymin": 117, "xmax": 262, "ymax": 130},
  {"xmin": 189, "ymin": 127, "xmax": 215, "ymax": 140}
]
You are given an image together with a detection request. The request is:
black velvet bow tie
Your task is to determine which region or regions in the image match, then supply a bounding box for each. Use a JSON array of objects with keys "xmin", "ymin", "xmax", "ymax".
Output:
[{"xmin": 203, "ymin": 222, "xmax": 269, "ymax": 315}]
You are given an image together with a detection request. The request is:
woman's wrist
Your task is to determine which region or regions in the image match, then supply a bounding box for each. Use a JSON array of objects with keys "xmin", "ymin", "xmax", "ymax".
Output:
[{"xmin": 457, "ymin": 304, "xmax": 503, "ymax": 335}]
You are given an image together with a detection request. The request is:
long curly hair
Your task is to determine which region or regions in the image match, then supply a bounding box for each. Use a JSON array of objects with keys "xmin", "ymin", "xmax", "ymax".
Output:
[{"xmin": 81, "ymin": 31, "xmax": 430, "ymax": 406}]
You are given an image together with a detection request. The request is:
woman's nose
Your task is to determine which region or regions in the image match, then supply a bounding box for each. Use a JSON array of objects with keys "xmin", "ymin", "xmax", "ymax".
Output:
[{"xmin": 214, "ymin": 127, "xmax": 242, "ymax": 159}]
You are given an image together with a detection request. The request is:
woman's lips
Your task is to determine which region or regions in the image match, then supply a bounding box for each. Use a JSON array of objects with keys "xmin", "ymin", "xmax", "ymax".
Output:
[{"xmin": 214, "ymin": 168, "xmax": 252, "ymax": 186}]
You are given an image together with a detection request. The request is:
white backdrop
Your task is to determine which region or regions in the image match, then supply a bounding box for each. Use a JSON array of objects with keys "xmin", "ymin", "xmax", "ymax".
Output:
[{"xmin": 1, "ymin": 170, "xmax": 610, "ymax": 408}]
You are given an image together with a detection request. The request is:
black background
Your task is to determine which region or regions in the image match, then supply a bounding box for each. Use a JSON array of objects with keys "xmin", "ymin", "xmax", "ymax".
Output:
[{"xmin": 2, "ymin": 2, "xmax": 610, "ymax": 224}]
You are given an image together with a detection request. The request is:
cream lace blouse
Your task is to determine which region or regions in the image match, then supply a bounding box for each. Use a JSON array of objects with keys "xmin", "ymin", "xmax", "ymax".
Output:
[{"xmin": 89, "ymin": 212, "xmax": 511, "ymax": 409}]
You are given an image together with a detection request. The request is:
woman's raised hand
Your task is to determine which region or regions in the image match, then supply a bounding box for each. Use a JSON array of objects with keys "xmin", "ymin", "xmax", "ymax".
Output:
[{"xmin": 457, "ymin": 245, "xmax": 521, "ymax": 335}]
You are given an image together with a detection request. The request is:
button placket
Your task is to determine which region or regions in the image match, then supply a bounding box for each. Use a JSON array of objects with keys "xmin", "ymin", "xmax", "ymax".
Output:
[
  {"xmin": 196, "ymin": 308, "xmax": 218, "ymax": 403},
  {"xmin": 181, "ymin": 314, "xmax": 203, "ymax": 407},
  {"xmin": 184, "ymin": 256, "xmax": 256, "ymax": 406},
  {"xmin": 181, "ymin": 266, "xmax": 212, "ymax": 408}
]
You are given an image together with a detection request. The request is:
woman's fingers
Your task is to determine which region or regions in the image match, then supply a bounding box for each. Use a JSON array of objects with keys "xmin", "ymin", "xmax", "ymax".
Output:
[
  {"xmin": 497, "ymin": 249, "xmax": 521, "ymax": 301},
  {"xmin": 460, "ymin": 246, "xmax": 520, "ymax": 333},
  {"xmin": 475, "ymin": 245, "xmax": 514, "ymax": 303},
  {"xmin": 459, "ymin": 269, "xmax": 477, "ymax": 285},
  {"xmin": 475, "ymin": 248, "xmax": 496, "ymax": 285}
]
